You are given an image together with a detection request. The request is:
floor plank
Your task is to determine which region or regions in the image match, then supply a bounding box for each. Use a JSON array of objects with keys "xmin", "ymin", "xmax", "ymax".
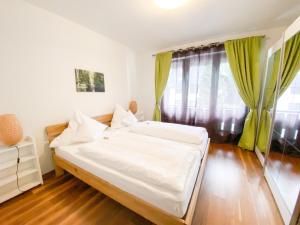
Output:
[
  {"xmin": 192, "ymin": 144, "xmax": 283, "ymax": 225},
  {"xmin": 0, "ymin": 144, "xmax": 283, "ymax": 225}
]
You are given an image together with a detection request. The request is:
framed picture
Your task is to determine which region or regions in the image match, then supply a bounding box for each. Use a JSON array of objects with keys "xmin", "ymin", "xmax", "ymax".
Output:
[{"xmin": 75, "ymin": 69, "xmax": 105, "ymax": 92}]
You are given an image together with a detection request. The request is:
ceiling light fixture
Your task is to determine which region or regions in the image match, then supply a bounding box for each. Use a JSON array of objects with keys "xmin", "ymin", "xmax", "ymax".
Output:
[{"xmin": 154, "ymin": 0, "xmax": 187, "ymax": 9}]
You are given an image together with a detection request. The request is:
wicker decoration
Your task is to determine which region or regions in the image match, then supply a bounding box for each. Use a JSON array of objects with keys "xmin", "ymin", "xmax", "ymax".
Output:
[
  {"xmin": 0, "ymin": 114, "xmax": 23, "ymax": 146},
  {"xmin": 129, "ymin": 101, "xmax": 138, "ymax": 114}
]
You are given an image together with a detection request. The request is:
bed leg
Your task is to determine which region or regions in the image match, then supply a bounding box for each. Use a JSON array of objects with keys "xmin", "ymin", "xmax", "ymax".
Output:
[
  {"xmin": 51, "ymin": 150, "xmax": 64, "ymax": 177},
  {"xmin": 55, "ymin": 165, "xmax": 64, "ymax": 177}
]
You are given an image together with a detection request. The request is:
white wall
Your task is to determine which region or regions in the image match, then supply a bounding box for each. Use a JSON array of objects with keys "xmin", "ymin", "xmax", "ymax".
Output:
[
  {"xmin": 0, "ymin": 0, "xmax": 136, "ymax": 174},
  {"xmin": 132, "ymin": 27, "xmax": 286, "ymax": 120}
]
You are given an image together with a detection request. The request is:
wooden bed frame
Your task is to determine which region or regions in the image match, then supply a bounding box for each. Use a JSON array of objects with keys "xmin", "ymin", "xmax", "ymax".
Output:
[{"xmin": 45, "ymin": 113, "xmax": 210, "ymax": 225}]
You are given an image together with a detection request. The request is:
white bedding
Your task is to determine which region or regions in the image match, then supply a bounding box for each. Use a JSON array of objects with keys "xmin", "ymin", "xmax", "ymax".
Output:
[
  {"xmin": 78, "ymin": 131, "xmax": 200, "ymax": 194},
  {"xmin": 56, "ymin": 128, "xmax": 208, "ymax": 217},
  {"xmin": 130, "ymin": 121, "xmax": 206, "ymax": 145}
]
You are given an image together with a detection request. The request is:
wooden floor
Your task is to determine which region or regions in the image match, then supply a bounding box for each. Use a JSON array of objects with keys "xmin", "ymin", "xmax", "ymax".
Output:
[{"xmin": 0, "ymin": 144, "xmax": 283, "ymax": 225}]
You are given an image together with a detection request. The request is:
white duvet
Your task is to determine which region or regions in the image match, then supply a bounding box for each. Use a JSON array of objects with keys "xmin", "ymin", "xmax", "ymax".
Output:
[
  {"xmin": 77, "ymin": 131, "xmax": 202, "ymax": 194},
  {"xmin": 130, "ymin": 121, "xmax": 206, "ymax": 145}
]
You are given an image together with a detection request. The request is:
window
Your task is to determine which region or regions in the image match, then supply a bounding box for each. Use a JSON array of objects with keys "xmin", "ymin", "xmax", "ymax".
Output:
[
  {"xmin": 274, "ymin": 71, "xmax": 300, "ymax": 143},
  {"xmin": 161, "ymin": 45, "xmax": 247, "ymax": 143}
]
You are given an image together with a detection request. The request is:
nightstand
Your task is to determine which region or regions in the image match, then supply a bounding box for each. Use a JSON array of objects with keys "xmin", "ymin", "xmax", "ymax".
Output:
[{"xmin": 0, "ymin": 136, "xmax": 43, "ymax": 203}]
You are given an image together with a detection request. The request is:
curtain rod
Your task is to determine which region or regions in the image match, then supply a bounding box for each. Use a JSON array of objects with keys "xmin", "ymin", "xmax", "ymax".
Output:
[
  {"xmin": 152, "ymin": 41, "xmax": 223, "ymax": 57},
  {"xmin": 152, "ymin": 35, "xmax": 267, "ymax": 57}
]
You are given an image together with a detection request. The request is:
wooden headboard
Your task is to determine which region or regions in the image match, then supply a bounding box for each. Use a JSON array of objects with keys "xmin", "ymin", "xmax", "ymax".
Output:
[
  {"xmin": 45, "ymin": 101, "xmax": 138, "ymax": 143},
  {"xmin": 46, "ymin": 113, "xmax": 113, "ymax": 143}
]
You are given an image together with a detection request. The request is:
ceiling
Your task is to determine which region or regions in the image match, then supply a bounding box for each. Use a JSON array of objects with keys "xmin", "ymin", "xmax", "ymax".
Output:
[{"xmin": 26, "ymin": 0, "xmax": 300, "ymax": 51}]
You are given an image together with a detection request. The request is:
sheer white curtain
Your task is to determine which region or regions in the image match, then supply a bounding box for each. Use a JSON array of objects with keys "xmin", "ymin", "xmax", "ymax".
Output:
[{"xmin": 161, "ymin": 45, "xmax": 247, "ymax": 143}]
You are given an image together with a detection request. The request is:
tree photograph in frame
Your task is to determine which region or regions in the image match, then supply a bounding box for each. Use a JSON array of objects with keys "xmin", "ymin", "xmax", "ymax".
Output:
[{"xmin": 75, "ymin": 69, "xmax": 105, "ymax": 92}]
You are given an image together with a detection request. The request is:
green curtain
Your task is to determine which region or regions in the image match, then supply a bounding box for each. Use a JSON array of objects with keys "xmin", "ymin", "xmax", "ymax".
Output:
[
  {"xmin": 153, "ymin": 51, "xmax": 173, "ymax": 121},
  {"xmin": 279, "ymin": 32, "xmax": 300, "ymax": 96},
  {"xmin": 256, "ymin": 50, "xmax": 281, "ymax": 152},
  {"xmin": 257, "ymin": 32, "xmax": 300, "ymax": 152},
  {"xmin": 225, "ymin": 36, "xmax": 264, "ymax": 150}
]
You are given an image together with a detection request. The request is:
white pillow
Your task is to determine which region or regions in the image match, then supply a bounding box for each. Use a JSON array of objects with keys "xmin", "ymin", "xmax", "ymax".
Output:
[
  {"xmin": 50, "ymin": 111, "xmax": 107, "ymax": 148},
  {"xmin": 111, "ymin": 105, "xmax": 138, "ymax": 129},
  {"xmin": 123, "ymin": 110, "xmax": 138, "ymax": 126},
  {"xmin": 49, "ymin": 127, "xmax": 75, "ymax": 148}
]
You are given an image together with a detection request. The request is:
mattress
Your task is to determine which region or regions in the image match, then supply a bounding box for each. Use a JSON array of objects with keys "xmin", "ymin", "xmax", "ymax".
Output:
[{"xmin": 55, "ymin": 128, "xmax": 208, "ymax": 218}]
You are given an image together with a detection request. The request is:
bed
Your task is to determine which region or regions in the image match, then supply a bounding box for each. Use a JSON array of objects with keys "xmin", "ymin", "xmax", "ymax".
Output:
[{"xmin": 46, "ymin": 113, "xmax": 210, "ymax": 225}]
